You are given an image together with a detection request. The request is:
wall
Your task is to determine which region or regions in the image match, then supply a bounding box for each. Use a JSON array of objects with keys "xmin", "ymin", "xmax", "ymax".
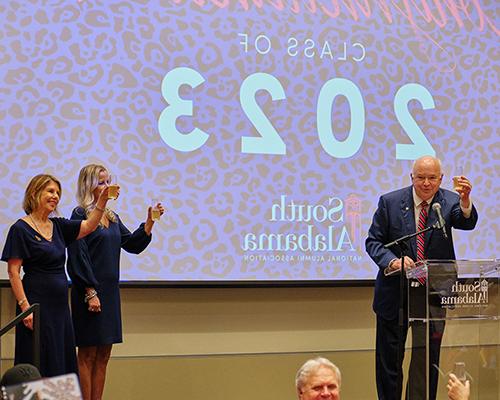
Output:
[
  {"xmin": 2, "ymin": 285, "xmax": 498, "ymax": 399},
  {"xmin": 1, "ymin": 285, "xmax": 378, "ymax": 399}
]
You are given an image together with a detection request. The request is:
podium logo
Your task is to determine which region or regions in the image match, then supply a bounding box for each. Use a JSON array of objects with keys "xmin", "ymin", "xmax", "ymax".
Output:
[{"xmin": 441, "ymin": 279, "xmax": 489, "ymax": 308}]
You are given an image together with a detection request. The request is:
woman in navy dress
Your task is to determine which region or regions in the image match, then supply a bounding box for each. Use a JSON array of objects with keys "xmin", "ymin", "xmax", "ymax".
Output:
[
  {"xmin": 67, "ymin": 164, "xmax": 164, "ymax": 400},
  {"xmin": 1, "ymin": 174, "xmax": 109, "ymax": 377}
]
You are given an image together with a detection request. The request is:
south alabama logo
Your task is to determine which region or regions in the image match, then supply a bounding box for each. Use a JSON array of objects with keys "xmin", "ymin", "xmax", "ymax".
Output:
[
  {"xmin": 241, "ymin": 195, "xmax": 360, "ymax": 253},
  {"xmin": 441, "ymin": 279, "xmax": 489, "ymax": 307}
]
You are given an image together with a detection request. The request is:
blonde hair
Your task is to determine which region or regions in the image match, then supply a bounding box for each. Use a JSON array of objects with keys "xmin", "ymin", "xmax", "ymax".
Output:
[
  {"xmin": 76, "ymin": 164, "xmax": 116, "ymax": 222},
  {"xmin": 23, "ymin": 174, "xmax": 62, "ymax": 215}
]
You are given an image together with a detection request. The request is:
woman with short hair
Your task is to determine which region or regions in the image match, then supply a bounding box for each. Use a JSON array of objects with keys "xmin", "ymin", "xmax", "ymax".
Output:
[{"xmin": 1, "ymin": 174, "xmax": 109, "ymax": 377}]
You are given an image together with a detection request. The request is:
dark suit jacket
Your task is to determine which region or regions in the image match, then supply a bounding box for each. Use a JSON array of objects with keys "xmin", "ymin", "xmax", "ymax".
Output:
[{"xmin": 366, "ymin": 186, "xmax": 478, "ymax": 320}]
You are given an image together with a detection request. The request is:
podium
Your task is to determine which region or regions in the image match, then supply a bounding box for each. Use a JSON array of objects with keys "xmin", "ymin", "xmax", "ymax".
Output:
[{"xmin": 406, "ymin": 259, "xmax": 499, "ymax": 400}]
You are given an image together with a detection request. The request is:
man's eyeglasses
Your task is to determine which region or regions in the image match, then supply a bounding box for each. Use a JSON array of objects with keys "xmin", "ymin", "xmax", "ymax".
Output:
[{"xmin": 411, "ymin": 175, "xmax": 442, "ymax": 183}]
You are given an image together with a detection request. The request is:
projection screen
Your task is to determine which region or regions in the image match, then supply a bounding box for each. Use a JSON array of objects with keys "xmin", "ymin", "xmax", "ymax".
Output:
[{"xmin": 0, "ymin": 0, "xmax": 498, "ymax": 283}]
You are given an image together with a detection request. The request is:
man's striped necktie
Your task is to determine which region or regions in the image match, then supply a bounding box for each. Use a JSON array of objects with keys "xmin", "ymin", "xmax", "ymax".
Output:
[{"xmin": 415, "ymin": 201, "xmax": 428, "ymax": 284}]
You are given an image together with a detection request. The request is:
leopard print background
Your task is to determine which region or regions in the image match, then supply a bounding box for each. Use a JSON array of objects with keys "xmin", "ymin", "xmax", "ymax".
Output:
[{"xmin": 0, "ymin": 0, "xmax": 498, "ymax": 281}]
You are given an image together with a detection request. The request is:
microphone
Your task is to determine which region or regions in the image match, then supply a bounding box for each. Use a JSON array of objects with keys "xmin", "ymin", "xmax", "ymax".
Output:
[{"xmin": 432, "ymin": 203, "xmax": 448, "ymax": 239}]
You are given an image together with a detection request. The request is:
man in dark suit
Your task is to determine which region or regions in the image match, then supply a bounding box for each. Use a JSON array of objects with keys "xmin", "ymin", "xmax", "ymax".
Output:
[{"xmin": 366, "ymin": 156, "xmax": 478, "ymax": 400}]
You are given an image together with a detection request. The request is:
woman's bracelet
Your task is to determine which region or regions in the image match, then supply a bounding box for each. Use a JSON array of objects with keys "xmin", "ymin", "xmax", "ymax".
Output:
[
  {"xmin": 84, "ymin": 290, "xmax": 98, "ymax": 303},
  {"xmin": 18, "ymin": 298, "xmax": 28, "ymax": 307}
]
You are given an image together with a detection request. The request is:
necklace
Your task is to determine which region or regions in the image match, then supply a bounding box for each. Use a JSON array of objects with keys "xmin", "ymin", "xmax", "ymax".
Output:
[{"xmin": 29, "ymin": 214, "xmax": 53, "ymax": 241}]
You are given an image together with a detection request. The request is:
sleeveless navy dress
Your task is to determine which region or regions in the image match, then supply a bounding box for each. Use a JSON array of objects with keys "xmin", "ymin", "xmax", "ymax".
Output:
[{"xmin": 1, "ymin": 218, "xmax": 81, "ymax": 377}]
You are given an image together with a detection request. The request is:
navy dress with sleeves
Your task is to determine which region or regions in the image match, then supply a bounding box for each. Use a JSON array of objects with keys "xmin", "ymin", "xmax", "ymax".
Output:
[
  {"xmin": 67, "ymin": 207, "xmax": 151, "ymax": 347},
  {"xmin": 1, "ymin": 218, "xmax": 81, "ymax": 377}
]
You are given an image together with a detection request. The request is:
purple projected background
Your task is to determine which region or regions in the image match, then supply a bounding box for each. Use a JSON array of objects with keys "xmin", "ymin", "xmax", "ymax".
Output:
[{"xmin": 0, "ymin": 0, "xmax": 498, "ymax": 281}]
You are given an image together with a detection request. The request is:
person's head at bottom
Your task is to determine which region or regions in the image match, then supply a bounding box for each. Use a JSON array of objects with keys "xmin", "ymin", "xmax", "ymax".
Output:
[
  {"xmin": 296, "ymin": 357, "xmax": 341, "ymax": 400},
  {"xmin": 0, "ymin": 363, "xmax": 41, "ymax": 387}
]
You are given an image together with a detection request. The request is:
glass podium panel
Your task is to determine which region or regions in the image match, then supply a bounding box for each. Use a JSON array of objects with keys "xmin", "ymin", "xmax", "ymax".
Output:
[{"xmin": 406, "ymin": 259, "xmax": 499, "ymax": 400}]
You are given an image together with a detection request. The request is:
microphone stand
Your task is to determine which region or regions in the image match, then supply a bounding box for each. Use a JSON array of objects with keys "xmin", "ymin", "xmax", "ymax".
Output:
[{"xmin": 383, "ymin": 223, "xmax": 438, "ymax": 399}]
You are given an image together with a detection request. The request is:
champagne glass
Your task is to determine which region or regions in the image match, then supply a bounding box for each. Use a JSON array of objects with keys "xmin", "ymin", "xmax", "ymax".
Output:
[
  {"xmin": 453, "ymin": 361, "xmax": 466, "ymax": 383},
  {"xmin": 151, "ymin": 198, "xmax": 161, "ymax": 221},
  {"xmin": 108, "ymin": 175, "xmax": 119, "ymax": 200},
  {"xmin": 452, "ymin": 166, "xmax": 464, "ymax": 192}
]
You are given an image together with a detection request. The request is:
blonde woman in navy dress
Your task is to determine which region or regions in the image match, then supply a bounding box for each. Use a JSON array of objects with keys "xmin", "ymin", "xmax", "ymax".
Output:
[
  {"xmin": 67, "ymin": 164, "xmax": 164, "ymax": 400},
  {"xmin": 1, "ymin": 174, "xmax": 109, "ymax": 377}
]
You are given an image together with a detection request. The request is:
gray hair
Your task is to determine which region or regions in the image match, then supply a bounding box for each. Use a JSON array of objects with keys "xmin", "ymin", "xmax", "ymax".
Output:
[
  {"xmin": 295, "ymin": 357, "xmax": 341, "ymax": 391},
  {"xmin": 411, "ymin": 155, "xmax": 442, "ymax": 174}
]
